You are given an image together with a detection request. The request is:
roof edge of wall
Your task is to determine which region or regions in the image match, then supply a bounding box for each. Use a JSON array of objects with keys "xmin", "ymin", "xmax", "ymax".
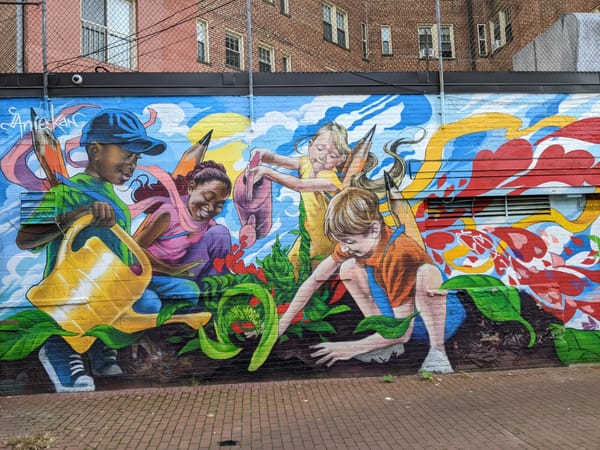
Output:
[{"xmin": 1, "ymin": 71, "xmax": 600, "ymax": 98}]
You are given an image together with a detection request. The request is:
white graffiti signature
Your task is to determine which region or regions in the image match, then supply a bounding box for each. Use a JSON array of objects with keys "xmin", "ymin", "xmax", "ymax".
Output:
[{"xmin": 0, "ymin": 106, "xmax": 86, "ymax": 138}]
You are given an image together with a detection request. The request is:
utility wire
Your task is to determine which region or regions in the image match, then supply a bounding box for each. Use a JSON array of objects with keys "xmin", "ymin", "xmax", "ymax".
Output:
[{"xmin": 49, "ymin": 0, "xmax": 234, "ymax": 71}]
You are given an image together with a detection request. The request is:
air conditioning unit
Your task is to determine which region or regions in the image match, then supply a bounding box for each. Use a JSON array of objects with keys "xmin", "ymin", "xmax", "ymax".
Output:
[
  {"xmin": 419, "ymin": 48, "xmax": 435, "ymax": 58},
  {"xmin": 492, "ymin": 39, "xmax": 502, "ymax": 51}
]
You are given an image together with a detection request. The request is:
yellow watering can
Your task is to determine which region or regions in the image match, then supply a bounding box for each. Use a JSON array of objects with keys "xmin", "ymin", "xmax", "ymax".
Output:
[{"xmin": 27, "ymin": 214, "xmax": 212, "ymax": 353}]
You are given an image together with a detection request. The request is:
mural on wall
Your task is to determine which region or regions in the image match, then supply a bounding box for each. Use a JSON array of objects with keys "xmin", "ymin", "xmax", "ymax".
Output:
[{"xmin": 1, "ymin": 92, "xmax": 600, "ymax": 394}]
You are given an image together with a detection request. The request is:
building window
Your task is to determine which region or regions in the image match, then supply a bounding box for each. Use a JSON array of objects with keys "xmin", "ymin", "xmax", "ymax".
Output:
[
  {"xmin": 477, "ymin": 24, "xmax": 488, "ymax": 56},
  {"xmin": 418, "ymin": 25, "xmax": 454, "ymax": 59},
  {"xmin": 490, "ymin": 9, "xmax": 511, "ymax": 52},
  {"xmin": 81, "ymin": 0, "xmax": 136, "ymax": 69},
  {"xmin": 258, "ymin": 44, "xmax": 273, "ymax": 72},
  {"xmin": 418, "ymin": 26, "xmax": 433, "ymax": 59},
  {"xmin": 225, "ymin": 31, "xmax": 243, "ymax": 70},
  {"xmin": 280, "ymin": 0, "xmax": 290, "ymax": 15},
  {"xmin": 440, "ymin": 26, "xmax": 454, "ymax": 58},
  {"xmin": 361, "ymin": 22, "xmax": 369, "ymax": 60},
  {"xmin": 282, "ymin": 54, "xmax": 291, "ymax": 72},
  {"xmin": 323, "ymin": 3, "xmax": 348, "ymax": 48},
  {"xmin": 503, "ymin": 10, "xmax": 513, "ymax": 43},
  {"xmin": 196, "ymin": 19, "xmax": 209, "ymax": 63},
  {"xmin": 381, "ymin": 25, "xmax": 392, "ymax": 55}
]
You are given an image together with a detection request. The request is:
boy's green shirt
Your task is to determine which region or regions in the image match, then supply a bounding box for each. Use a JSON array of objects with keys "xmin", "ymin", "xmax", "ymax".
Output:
[{"xmin": 25, "ymin": 173, "xmax": 133, "ymax": 276}]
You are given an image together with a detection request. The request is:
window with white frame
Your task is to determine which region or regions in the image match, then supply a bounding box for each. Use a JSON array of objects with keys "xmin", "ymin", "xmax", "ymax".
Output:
[
  {"xmin": 196, "ymin": 19, "xmax": 209, "ymax": 63},
  {"xmin": 323, "ymin": 3, "xmax": 348, "ymax": 48},
  {"xmin": 440, "ymin": 26, "xmax": 454, "ymax": 58},
  {"xmin": 282, "ymin": 54, "xmax": 291, "ymax": 72},
  {"xmin": 418, "ymin": 25, "xmax": 454, "ymax": 59},
  {"xmin": 225, "ymin": 31, "xmax": 243, "ymax": 70},
  {"xmin": 258, "ymin": 44, "xmax": 274, "ymax": 72},
  {"xmin": 280, "ymin": 0, "xmax": 290, "ymax": 15},
  {"xmin": 81, "ymin": 0, "xmax": 136, "ymax": 69},
  {"xmin": 490, "ymin": 9, "xmax": 511, "ymax": 52},
  {"xmin": 477, "ymin": 24, "xmax": 488, "ymax": 56},
  {"xmin": 381, "ymin": 25, "xmax": 392, "ymax": 55},
  {"xmin": 418, "ymin": 26, "xmax": 433, "ymax": 59},
  {"xmin": 361, "ymin": 22, "xmax": 369, "ymax": 60}
]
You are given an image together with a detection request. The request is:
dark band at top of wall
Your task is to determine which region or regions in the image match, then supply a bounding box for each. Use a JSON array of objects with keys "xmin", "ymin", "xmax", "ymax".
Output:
[{"xmin": 1, "ymin": 71, "xmax": 600, "ymax": 98}]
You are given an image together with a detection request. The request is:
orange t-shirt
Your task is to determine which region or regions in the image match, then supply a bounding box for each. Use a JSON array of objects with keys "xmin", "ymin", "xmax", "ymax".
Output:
[{"xmin": 332, "ymin": 226, "xmax": 432, "ymax": 307}]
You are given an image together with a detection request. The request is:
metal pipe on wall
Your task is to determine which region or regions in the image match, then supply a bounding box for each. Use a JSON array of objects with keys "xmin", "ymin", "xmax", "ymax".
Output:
[
  {"xmin": 435, "ymin": 0, "xmax": 446, "ymax": 126},
  {"xmin": 41, "ymin": 0, "xmax": 50, "ymax": 114},
  {"xmin": 16, "ymin": 1, "xmax": 24, "ymax": 72},
  {"xmin": 246, "ymin": 0, "xmax": 255, "ymax": 132}
]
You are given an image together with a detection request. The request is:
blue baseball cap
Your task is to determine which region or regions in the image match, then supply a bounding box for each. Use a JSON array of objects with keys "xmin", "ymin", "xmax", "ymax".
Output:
[{"xmin": 80, "ymin": 109, "xmax": 166, "ymax": 155}]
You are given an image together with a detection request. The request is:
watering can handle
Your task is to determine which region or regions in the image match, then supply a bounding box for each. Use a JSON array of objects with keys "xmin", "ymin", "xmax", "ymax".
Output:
[{"xmin": 55, "ymin": 214, "xmax": 151, "ymax": 276}]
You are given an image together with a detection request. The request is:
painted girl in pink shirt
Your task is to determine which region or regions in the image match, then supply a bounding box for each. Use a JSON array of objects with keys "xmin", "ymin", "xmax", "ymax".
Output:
[{"xmin": 131, "ymin": 161, "xmax": 232, "ymax": 312}]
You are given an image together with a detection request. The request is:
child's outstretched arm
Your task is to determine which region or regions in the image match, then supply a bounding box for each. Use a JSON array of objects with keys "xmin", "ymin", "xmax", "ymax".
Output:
[
  {"xmin": 252, "ymin": 148, "xmax": 300, "ymax": 170},
  {"xmin": 310, "ymin": 325, "xmax": 412, "ymax": 367},
  {"xmin": 251, "ymin": 165, "xmax": 340, "ymax": 193},
  {"xmin": 278, "ymin": 255, "xmax": 341, "ymax": 336},
  {"xmin": 310, "ymin": 296, "xmax": 417, "ymax": 367}
]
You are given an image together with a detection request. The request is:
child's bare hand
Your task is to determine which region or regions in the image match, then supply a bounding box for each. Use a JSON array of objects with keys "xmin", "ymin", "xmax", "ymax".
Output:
[
  {"xmin": 249, "ymin": 165, "xmax": 269, "ymax": 184},
  {"xmin": 310, "ymin": 341, "xmax": 357, "ymax": 367},
  {"xmin": 251, "ymin": 148, "xmax": 272, "ymax": 164},
  {"xmin": 88, "ymin": 201, "xmax": 117, "ymax": 227}
]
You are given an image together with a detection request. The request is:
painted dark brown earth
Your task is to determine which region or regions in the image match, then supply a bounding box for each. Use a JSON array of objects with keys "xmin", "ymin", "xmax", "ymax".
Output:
[{"xmin": 0, "ymin": 289, "xmax": 563, "ymax": 395}]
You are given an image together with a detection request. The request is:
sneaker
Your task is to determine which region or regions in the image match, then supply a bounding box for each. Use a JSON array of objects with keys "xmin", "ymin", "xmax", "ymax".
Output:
[
  {"xmin": 39, "ymin": 338, "xmax": 95, "ymax": 393},
  {"xmin": 420, "ymin": 347, "xmax": 453, "ymax": 374},
  {"xmin": 90, "ymin": 343, "xmax": 124, "ymax": 377},
  {"xmin": 355, "ymin": 343, "xmax": 405, "ymax": 363}
]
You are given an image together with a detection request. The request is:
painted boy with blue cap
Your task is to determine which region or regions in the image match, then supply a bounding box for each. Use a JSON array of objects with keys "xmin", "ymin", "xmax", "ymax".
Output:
[{"xmin": 17, "ymin": 109, "xmax": 166, "ymax": 392}]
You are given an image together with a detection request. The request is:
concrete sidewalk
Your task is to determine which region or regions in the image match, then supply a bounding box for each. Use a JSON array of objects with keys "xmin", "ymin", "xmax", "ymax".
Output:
[{"xmin": 1, "ymin": 365, "xmax": 599, "ymax": 450}]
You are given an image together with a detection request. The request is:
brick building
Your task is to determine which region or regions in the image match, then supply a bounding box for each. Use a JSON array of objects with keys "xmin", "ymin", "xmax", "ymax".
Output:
[{"xmin": 1, "ymin": 1, "xmax": 600, "ymax": 73}]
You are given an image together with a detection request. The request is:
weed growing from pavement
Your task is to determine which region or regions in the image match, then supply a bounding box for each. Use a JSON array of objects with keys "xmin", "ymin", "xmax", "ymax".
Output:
[
  {"xmin": 4, "ymin": 432, "xmax": 55, "ymax": 450},
  {"xmin": 383, "ymin": 374, "xmax": 395, "ymax": 383},
  {"xmin": 419, "ymin": 369, "xmax": 434, "ymax": 382}
]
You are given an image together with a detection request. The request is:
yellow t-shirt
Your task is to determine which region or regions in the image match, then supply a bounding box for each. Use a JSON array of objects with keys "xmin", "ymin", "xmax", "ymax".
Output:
[{"xmin": 287, "ymin": 156, "xmax": 342, "ymax": 273}]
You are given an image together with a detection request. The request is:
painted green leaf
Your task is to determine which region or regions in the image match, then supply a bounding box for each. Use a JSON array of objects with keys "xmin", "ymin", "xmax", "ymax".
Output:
[
  {"xmin": 84, "ymin": 325, "xmax": 144, "ymax": 349},
  {"xmin": 178, "ymin": 336, "xmax": 201, "ymax": 355},
  {"xmin": 354, "ymin": 313, "xmax": 419, "ymax": 339},
  {"xmin": 321, "ymin": 305, "xmax": 352, "ymax": 319},
  {"xmin": 197, "ymin": 326, "xmax": 241, "ymax": 359},
  {"xmin": 198, "ymin": 283, "xmax": 279, "ymax": 371},
  {"xmin": 550, "ymin": 324, "xmax": 600, "ymax": 365},
  {"xmin": 442, "ymin": 275, "xmax": 536, "ymax": 347},
  {"xmin": 0, "ymin": 311, "xmax": 77, "ymax": 361},
  {"xmin": 0, "ymin": 309, "xmax": 65, "ymax": 331},
  {"xmin": 301, "ymin": 320, "xmax": 336, "ymax": 334},
  {"xmin": 156, "ymin": 301, "xmax": 195, "ymax": 327},
  {"xmin": 441, "ymin": 274, "xmax": 505, "ymax": 290}
]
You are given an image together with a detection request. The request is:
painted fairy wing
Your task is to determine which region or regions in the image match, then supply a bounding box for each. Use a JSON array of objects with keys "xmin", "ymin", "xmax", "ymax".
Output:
[
  {"xmin": 341, "ymin": 125, "xmax": 376, "ymax": 187},
  {"xmin": 30, "ymin": 108, "xmax": 68, "ymax": 187}
]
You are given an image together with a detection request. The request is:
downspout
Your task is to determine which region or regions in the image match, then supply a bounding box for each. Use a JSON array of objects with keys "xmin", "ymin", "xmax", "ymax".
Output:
[
  {"xmin": 435, "ymin": 0, "xmax": 446, "ymax": 126},
  {"xmin": 246, "ymin": 0, "xmax": 255, "ymax": 132},
  {"xmin": 465, "ymin": 0, "xmax": 477, "ymax": 71},
  {"xmin": 41, "ymin": 0, "xmax": 50, "ymax": 115},
  {"xmin": 16, "ymin": 1, "xmax": 24, "ymax": 72}
]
